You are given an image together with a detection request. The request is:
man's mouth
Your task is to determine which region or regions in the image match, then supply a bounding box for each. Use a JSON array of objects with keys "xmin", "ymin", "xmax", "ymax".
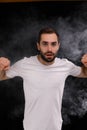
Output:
[
  {"xmin": 46, "ymin": 54, "xmax": 53, "ymax": 56},
  {"xmin": 46, "ymin": 53, "xmax": 53, "ymax": 57},
  {"xmin": 45, "ymin": 52, "xmax": 54, "ymax": 56}
]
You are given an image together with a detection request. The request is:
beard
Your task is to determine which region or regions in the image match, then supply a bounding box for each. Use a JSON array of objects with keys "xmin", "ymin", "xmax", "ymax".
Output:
[{"xmin": 40, "ymin": 51, "xmax": 57, "ymax": 63}]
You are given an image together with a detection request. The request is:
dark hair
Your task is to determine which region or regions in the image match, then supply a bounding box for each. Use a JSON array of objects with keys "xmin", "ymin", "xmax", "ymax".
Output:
[{"xmin": 37, "ymin": 27, "xmax": 59, "ymax": 43}]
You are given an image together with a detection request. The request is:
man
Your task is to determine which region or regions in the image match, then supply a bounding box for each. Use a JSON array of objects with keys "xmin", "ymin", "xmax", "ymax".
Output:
[{"xmin": 0, "ymin": 27, "xmax": 87, "ymax": 130}]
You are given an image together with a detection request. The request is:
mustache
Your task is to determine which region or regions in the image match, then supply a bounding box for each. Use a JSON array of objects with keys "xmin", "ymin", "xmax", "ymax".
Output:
[{"xmin": 45, "ymin": 51, "xmax": 55, "ymax": 55}]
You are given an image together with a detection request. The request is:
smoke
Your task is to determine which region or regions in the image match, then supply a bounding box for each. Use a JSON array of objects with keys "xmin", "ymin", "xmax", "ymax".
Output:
[
  {"xmin": 54, "ymin": 3, "xmax": 87, "ymax": 124},
  {"xmin": 0, "ymin": 2, "xmax": 87, "ymax": 125},
  {"xmin": 55, "ymin": 17, "xmax": 87, "ymax": 63},
  {"xmin": 62, "ymin": 77, "xmax": 87, "ymax": 124}
]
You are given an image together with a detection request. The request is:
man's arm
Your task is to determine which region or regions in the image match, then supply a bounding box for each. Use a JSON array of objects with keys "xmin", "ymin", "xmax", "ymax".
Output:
[
  {"xmin": 77, "ymin": 54, "xmax": 87, "ymax": 78},
  {"xmin": 0, "ymin": 57, "xmax": 10, "ymax": 80}
]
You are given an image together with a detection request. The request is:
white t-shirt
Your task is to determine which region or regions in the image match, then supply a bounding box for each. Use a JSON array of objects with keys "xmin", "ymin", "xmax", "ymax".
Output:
[{"xmin": 6, "ymin": 56, "xmax": 81, "ymax": 130}]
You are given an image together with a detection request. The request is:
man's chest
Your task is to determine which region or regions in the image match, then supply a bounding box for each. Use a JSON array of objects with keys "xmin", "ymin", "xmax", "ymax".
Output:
[{"xmin": 21, "ymin": 69, "xmax": 67, "ymax": 89}]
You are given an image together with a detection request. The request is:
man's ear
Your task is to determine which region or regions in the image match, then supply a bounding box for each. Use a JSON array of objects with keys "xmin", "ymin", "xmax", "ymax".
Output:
[{"xmin": 37, "ymin": 43, "xmax": 40, "ymax": 51}]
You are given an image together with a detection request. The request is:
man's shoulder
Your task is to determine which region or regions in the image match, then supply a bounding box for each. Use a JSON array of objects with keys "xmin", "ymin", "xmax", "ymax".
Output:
[
  {"xmin": 56, "ymin": 57, "xmax": 70, "ymax": 63},
  {"xmin": 22, "ymin": 55, "xmax": 37, "ymax": 64},
  {"xmin": 55, "ymin": 57, "xmax": 74, "ymax": 67},
  {"xmin": 20, "ymin": 55, "xmax": 37, "ymax": 61}
]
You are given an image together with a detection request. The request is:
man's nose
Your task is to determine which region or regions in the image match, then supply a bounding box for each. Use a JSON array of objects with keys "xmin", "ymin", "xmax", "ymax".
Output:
[{"xmin": 47, "ymin": 45, "xmax": 52, "ymax": 51}]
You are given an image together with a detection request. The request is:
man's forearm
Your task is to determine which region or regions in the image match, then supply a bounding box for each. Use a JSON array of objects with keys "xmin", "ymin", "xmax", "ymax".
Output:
[
  {"xmin": 0, "ymin": 70, "xmax": 8, "ymax": 80},
  {"xmin": 80, "ymin": 66, "xmax": 87, "ymax": 78}
]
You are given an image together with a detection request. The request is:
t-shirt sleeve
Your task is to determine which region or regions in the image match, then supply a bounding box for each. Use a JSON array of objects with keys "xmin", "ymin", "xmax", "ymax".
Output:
[
  {"xmin": 6, "ymin": 59, "xmax": 23, "ymax": 78},
  {"xmin": 66, "ymin": 59, "xmax": 81, "ymax": 77}
]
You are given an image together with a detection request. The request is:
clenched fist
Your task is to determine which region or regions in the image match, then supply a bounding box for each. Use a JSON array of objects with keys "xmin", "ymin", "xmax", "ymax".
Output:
[
  {"xmin": 0, "ymin": 57, "xmax": 10, "ymax": 71},
  {"xmin": 81, "ymin": 54, "xmax": 87, "ymax": 67}
]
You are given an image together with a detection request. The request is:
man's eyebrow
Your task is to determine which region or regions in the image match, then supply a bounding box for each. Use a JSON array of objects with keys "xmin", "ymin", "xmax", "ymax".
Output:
[
  {"xmin": 42, "ymin": 41, "xmax": 48, "ymax": 43},
  {"xmin": 42, "ymin": 41, "xmax": 57, "ymax": 43},
  {"xmin": 42, "ymin": 41, "xmax": 49, "ymax": 44}
]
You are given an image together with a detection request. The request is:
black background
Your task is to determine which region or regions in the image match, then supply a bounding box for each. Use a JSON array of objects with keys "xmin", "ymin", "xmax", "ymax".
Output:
[{"xmin": 0, "ymin": 1, "xmax": 87, "ymax": 130}]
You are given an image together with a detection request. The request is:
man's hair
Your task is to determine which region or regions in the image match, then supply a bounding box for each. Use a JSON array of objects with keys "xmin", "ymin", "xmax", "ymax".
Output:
[{"xmin": 37, "ymin": 27, "xmax": 60, "ymax": 43}]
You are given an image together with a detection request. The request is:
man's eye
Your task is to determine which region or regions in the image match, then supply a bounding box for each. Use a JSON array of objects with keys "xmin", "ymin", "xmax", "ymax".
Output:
[
  {"xmin": 42, "ymin": 42, "xmax": 48, "ymax": 46},
  {"xmin": 51, "ymin": 42, "xmax": 57, "ymax": 46}
]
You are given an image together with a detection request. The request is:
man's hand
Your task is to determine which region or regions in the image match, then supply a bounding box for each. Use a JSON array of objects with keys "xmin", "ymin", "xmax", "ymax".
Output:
[
  {"xmin": 0, "ymin": 57, "xmax": 10, "ymax": 71},
  {"xmin": 81, "ymin": 54, "xmax": 87, "ymax": 67}
]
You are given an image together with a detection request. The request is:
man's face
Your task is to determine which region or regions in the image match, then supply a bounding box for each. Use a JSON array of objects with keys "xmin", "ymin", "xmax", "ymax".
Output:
[{"xmin": 37, "ymin": 33, "xmax": 60, "ymax": 63}]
